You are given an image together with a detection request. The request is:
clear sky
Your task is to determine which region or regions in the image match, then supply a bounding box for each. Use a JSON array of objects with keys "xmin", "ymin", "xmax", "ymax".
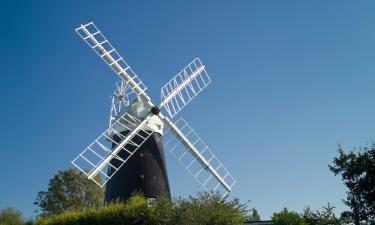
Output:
[{"xmin": 1, "ymin": 0, "xmax": 374, "ymax": 220}]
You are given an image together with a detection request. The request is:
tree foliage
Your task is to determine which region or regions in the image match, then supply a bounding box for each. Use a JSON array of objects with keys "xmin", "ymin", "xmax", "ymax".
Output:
[
  {"xmin": 272, "ymin": 208, "xmax": 306, "ymax": 225},
  {"xmin": 34, "ymin": 168, "xmax": 104, "ymax": 216},
  {"xmin": 247, "ymin": 208, "xmax": 261, "ymax": 221},
  {"xmin": 0, "ymin": 207, "xmax": 25, "ymax": 225},
  {"xmin": 35, "ymin": 193, "xmax": 248, "ymax": 225},
  {"xmin": 171, "ymin": 192, "xmax": 248, "ymax": 225},
  {"xmin": 301, "ymin": 204, "xmax": 341, "ymax": 225},
  {"xmin": 329, "ymin": 144, "xmax": 375, "ymax": 224}
]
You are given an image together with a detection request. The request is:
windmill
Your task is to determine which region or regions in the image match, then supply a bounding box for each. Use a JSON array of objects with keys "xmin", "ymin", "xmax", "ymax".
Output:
[{"xmin": 71, "ymin": 22, "xmax": 236, "ymax": 202}]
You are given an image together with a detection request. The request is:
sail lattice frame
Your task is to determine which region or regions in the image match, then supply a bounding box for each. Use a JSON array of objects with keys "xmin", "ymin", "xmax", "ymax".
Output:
[
  {"xmin": 76, "ymin": 22, "xmax": 149, "ymax": 99},
  {"xmin": 72, "ymin": 112, "xmax": 153, "ymax": 187},
  {"xmin": 160, "ymin": 57, "xmax": 211, "ymax": 118},
  {"xmin": 163, "ymin": 117, "xmax": 236, "ymax": 199}
]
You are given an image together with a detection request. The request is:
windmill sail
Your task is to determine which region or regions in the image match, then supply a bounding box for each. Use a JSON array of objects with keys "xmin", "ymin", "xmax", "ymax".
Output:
[
  {"xmin": 72, "ymin": 112, "xmax": 154, "ymax": 187},
  {"xmin": 160, "ymin": 57, "xmax": 211, "ymax": 118},
  {"xmin": 163, "ymin": 117, "xmax": 236, "ymax": 198},
  {"xmin": 75, "ymin": 22, "xmax": 151, "ymax": 102}
]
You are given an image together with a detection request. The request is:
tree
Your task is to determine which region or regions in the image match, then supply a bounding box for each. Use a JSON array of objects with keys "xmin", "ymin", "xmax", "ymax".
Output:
[
  {"xmin": 272, "ymin": 208, "xmax": 306, "ymax": 225},
  {"xmin": 247, "ymin": 208, "xmax": 261, "ymax": 221},
  {"xmin": 329, "ymin": 144, "xmax": 375, "ymax": 224},
  {"xmin": 0, "ymin": 207, "xmax": 24, "ymax": 225},
  {"xmin": 173, "ymin": 192, "xmax": 248, "ymax": 225},
  {"xmin": 34, "ymin": 168, "xmax": 104, "ymax": 216},
  {"xmin": 301, "ymin": 204, "xmax": 341, "ymax": 225}
]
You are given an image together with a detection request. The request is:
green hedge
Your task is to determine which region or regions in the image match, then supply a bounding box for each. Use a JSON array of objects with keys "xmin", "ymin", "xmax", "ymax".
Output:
[{"xmin": 35, "ymin": 193, "xmax": 247, "ymax": 225}]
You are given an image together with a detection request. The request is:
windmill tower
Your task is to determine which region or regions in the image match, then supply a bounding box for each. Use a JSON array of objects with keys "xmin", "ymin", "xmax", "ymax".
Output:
[{"xmin": 72, "ymin": 22, "xmax": 236, "ymax": 202}]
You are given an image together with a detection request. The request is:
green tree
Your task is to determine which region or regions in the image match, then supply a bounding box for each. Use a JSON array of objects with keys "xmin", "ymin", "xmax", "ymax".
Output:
[
  {"xmin": 0, "ymin": 207, "xmax": 24, "ymax": 225},
  {"xmin": 272, "ymin": 208, "xmax": 306, "ymax": 225},
  {"xmin": 329, "ymin": 144, "xmax": 375, "ymax": 224},
  {"xmin": 301, "ymin": 204, "xmax": 341, "ymax": 225},
  {"xmin": 173, "ymin": 192, "xmax": 248, "ymax": 225},
  {"xmin": 34, "ymin": 168, "xmax": 104, "ymax": 216},
  {"xmin": 247, "ymin": 208, "xmax": 261, "ymax": 221},
  {"xmin": 148, "ymin": 197, "xmax": 175, "ymax": 225}
]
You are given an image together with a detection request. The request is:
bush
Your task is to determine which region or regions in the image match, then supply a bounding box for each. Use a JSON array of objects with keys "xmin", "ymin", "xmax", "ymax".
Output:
[
  {"xmin": 272, "ymin": 208, "xmax": 306, "ymax": 225},
  {"xmin": 0, "ymin": 207, "xmax": 25, "ymax": 225},
  {"xmin": 301, "ymin": 204, "xmax": 341, "ymax": 225},
  {"xmin": 35, "ymin": 193, "xmax": 247, "ymax": 225},
  {"xmin": 172, "ymin": 192, "xmax": 247, "ymax": 225}
]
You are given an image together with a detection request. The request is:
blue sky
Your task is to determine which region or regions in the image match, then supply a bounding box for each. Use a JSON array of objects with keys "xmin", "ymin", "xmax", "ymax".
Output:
[{"xmin": 1, "ymin": 0, "xmax": 375, "ymax": 220}]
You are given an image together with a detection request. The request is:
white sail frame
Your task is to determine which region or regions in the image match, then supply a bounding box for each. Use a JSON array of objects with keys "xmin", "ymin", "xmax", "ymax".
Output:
[
  {"xmin": 76, "ymin": 22, "xmax": 151, "ymax": 102},
  {"xmin": 72, "ymin": 112, "xmax": 154, "ymax": 187},
  {"xmin": 160, "ymin": 57, "xmax": 211, "ymax": 118},
  {"xmin": 163, "ymin": 117, "xmax": 236, "ymax": 198}
]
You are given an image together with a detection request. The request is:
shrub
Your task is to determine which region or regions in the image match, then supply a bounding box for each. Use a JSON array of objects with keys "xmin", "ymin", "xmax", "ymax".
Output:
[
  {"xmin": 35, "ymin": 193, "xmax": 247, "ymax": 225},
  {"xmin": 301, "ymin": 204, "xmax": 341, "ymax": 225},
  {"xmin": 0, "ymin": 207, "xmax": 25, "ymax": 225},
  {"xmin": 272, "ymin": 208, "xmax": 306, "ymax": 225}
]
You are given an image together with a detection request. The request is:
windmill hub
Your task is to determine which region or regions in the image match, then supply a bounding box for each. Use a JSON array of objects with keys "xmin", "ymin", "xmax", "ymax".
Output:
[{"xmin": 151, "ymin": 106, "xmax": 160, "ymax": 115}]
